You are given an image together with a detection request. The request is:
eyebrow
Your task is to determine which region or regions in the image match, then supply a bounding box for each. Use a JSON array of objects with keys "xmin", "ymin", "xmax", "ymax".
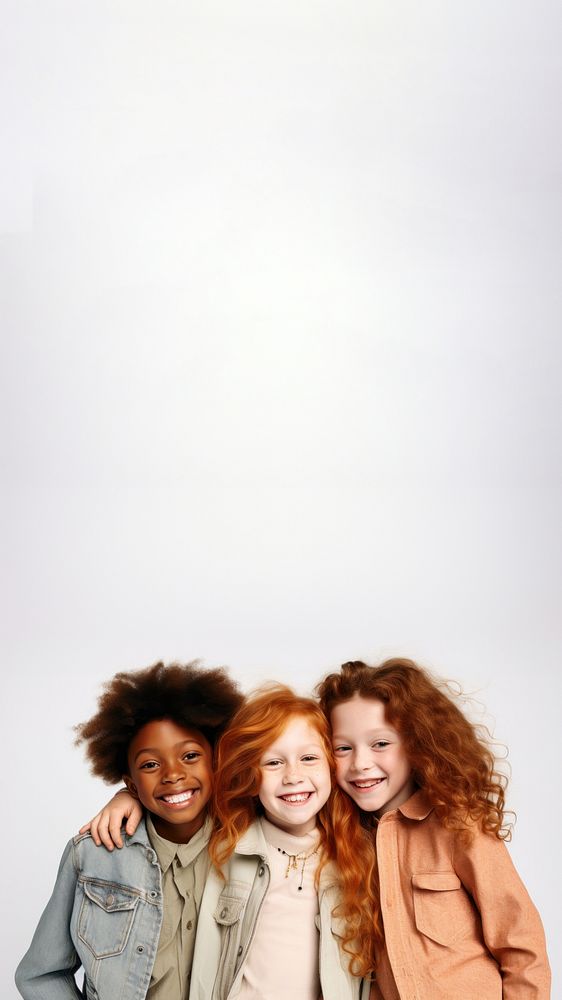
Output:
[
  {"xmin": 332, "ymin": 729, "xmax": 397, "ymax": 740},
  {"xmin": 261, "ymin": 743, "xmax": 324, "ymax": 757},
  {"xmin": 133, "ymin": 740, "xmax": 205, "ymax": 763}
]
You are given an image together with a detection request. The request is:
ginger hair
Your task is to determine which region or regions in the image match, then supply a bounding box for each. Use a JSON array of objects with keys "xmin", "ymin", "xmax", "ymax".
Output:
[
  {"xmin": 209, "ymin": 685, "xmax": 335, "ymax": 865},
  {"xmin": 75, "ymin": 660, "xmax": 243, "ymax": 783},
  {"xmin": 315, "ymin": 657, "xmax": 511, "ymax": 975},
  {"xmin": 208, "ymin": 684, "xmax": 378, "ymax": 980}
]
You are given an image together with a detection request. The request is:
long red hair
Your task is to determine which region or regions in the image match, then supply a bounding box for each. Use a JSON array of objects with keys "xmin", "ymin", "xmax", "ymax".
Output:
[
  {"xmin": 316, "ymin": 657, "xmax": 511, "ymax": 974},
  {"xmin": 208, "ymin": 684, "xmax": 378, "ymax": 977},
  {"xmin": 209, "ymin": 684, "xmax": 336, "ymax": 865}
]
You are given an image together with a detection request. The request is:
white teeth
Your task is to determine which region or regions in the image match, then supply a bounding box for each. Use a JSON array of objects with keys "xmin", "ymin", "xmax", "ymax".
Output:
[
  {"xmin": 353, "ymin": 779, "xmax": 384, "ymax": 788},
  {"xmin": 162, "ymin": 790, "xmax": 196, "ymax": 804},
  {"xmin": 281, "ymin": 793, "xmax": 311, "ymax": 803}
]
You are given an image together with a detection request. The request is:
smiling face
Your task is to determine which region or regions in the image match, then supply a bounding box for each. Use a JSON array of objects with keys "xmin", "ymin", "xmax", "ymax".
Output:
[
  {"xmin": 331, "ymin": 695, "xmax": 416, "ymax": 817},
  {"xmin": 125, "ymin": 718, "xmax": 213, "ymax": 843},
  {"xmin": 257, "ymin": 715, "xmax": 332, "ymax": 836}
]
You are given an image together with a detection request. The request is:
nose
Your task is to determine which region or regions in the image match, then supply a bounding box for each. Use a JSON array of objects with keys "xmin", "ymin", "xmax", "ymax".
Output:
[
  {"xmin": 282, "ymin": 762, "xmax": 304, "ymax": 784},
  {"xmin": 351, "ymin": 746, "xmax": 373, "ymax": 772},
  {"xmin": 161, "ymin": 763, "xmax": 184, "ymax": 783}
]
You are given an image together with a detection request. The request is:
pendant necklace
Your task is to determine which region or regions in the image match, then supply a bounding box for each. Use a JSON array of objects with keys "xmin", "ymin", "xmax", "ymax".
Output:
[{"xmin": 274, "ymin": 844, "xmax": 319, "ymax": 891}]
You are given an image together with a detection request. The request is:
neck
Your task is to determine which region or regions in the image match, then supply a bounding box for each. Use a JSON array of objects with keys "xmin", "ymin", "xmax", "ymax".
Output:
[
  {"xmin": 263, "ymin": 814, "xmax": 319, "ymax": 838},
  {"xmin": 264, "ymin": 813, "xmax": 318, "ymax": 837},
  {"xmin": 149, "ymin": 810, "xmax": 207, "ymax": 844}
]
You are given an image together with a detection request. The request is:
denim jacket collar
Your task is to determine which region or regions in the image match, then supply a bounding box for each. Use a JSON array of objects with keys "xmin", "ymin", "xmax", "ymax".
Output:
[{"xmin": 125, "ymin": 815, "xmax": 152, "ymax": 850}]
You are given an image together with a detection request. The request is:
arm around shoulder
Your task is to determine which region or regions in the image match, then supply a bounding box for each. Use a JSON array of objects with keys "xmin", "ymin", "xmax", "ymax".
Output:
[
  {"xmin": 15, "ymin": 838, "xmax": 83, "ymax": 999},
  {"xmin": 79, "ymin": 789, "xmax": 142, "ymax": 849},
  {"xmin": 453, "ymin": 828, "xmax": 551, "ymax": 999}
]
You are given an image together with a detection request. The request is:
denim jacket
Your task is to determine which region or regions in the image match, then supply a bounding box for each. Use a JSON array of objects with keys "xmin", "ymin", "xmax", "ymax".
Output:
[{"xmin": 15, "ymin": 820, "xmax": 168, "ymax": 1000}]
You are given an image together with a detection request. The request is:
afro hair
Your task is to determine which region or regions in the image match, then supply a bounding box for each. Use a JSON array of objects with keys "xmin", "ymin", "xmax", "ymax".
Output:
[{"xmin": 75, "ymin": 660, "xmax": 243, "ymax": 784}]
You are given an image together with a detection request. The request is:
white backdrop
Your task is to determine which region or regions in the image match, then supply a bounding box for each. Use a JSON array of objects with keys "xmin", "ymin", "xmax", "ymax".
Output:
[{"xmin": 2, "ymin": 2, "xmax": 561, "ymax": 996}]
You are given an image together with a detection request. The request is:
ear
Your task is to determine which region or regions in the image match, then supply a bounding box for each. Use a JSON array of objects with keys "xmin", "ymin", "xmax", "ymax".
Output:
[{"xmin": 123, "ymin": 775, "xmax": 140, "ymax": 799}]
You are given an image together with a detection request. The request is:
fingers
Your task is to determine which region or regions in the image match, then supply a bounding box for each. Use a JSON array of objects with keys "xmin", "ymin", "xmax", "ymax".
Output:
[
  {"xmin": 77, "ymin": 790, "xmax": 141, "ymax": 850},
  {"xmin": 95, "ymin": 792, "xmax": 142, "ymax": 849},
  {"xmin": 93, "ymin": 811, "xmax": 113, "ymax": 849},
  {"xmin": 98, "ymin": 805, "xmax": 123, "ymax": 851},
  {"xmin": 124, "ymin": 801, "xmax": 143, "ymax": 835},
  {"xmin": 77, "ymin": 813, "xmax": 104, "ymax": 847}
]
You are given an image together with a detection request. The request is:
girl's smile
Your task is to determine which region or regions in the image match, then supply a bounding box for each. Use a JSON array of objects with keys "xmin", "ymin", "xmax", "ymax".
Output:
[
  {"xmin": 349, "ymin": 777, "xmax": 386, "ymax": 791},
  {"xmin": 125, "ymin": 718, "xmax": 213, "ymax": 842},
  {"xmin": 331, "ymin": 695, "xmax": 416, "ymax": 816},
  {"xmin": 258, "ymin": 715, "xmax": 331, "ymax": 836},
  {"xmin": 158, "ymin": 787, "xmax": 201, "ymax": 808}
]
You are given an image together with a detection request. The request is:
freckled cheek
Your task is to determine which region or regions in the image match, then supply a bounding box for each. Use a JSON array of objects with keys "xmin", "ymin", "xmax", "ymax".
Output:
[{"xmin": 316, "ymin": 765, "xmax": 332, "ymax": 791}]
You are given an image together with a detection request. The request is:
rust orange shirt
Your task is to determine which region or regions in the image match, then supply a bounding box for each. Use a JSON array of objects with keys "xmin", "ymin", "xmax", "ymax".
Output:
[{"xmin": 369, "ymin": 790, "xmax": 550, "ymax": 1000}]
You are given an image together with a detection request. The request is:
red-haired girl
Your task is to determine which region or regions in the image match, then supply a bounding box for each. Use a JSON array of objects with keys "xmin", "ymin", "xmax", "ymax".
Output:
[
  {"xmin": 316, "ymin": 658, "xmax": 551, "ymax": 1000},
  {"xmin": 189, "ymin": 684, "xmax": 370, "ymax": 1000}
]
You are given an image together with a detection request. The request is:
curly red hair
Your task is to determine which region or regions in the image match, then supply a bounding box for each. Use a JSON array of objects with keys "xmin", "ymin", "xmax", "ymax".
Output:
[
  {"xmin": 208, "ymin": 685, "xmax": 378, "ymax": 978},
  {"xmin": 315, "ymin": 657, "xmax": 511, "ymax": 975},
  {"xmin": 209, "ymin": 685, "xmax": 335, "ymax": 865}
]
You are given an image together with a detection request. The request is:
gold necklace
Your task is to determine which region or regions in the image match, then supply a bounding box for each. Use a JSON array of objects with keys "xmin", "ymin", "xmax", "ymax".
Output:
[{"xmin": 274, "ymin": 844, "xmax": 319, "ymax": 890}]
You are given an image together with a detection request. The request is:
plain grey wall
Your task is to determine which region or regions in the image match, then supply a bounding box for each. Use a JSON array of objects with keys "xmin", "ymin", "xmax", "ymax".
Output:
[{"xmin": 2, "ymin": 2, "xmax": 560, "ymax": 995}]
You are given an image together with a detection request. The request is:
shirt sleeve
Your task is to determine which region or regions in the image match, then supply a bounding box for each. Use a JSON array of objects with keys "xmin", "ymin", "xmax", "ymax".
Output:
[
  {"xmin": 15, "ymin": 838, "xmax": 83, "ymax": 999},
  {"xmin": 452, "ymin": 828, "xmax": 551, "ymax": 999}
]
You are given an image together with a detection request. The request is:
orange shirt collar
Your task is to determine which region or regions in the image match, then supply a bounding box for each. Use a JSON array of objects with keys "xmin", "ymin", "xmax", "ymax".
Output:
[{"xmin": 396, "ymin": 788, "xmax": 433, "ymax": 821}]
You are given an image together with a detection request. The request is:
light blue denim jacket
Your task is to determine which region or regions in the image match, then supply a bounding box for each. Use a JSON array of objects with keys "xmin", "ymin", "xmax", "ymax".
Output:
[{"xmin": 15, "ymin": 819, "xmax": 168, "ymax": 1000}]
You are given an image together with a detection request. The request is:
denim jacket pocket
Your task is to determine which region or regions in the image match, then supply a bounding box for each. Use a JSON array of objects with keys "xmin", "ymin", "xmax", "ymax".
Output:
[
  {"xmin": 411, "ymin": 871, "xmax": 477, "ymax": 946},
  {"xmin": 78, "ymin": 877, "xmax": 139, "ymax": 958}
]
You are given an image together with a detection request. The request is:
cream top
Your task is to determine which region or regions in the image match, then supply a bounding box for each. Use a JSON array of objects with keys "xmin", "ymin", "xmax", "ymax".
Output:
[{"xmin": 235, "ymin": 817, "xmax": 321, "ymax": 1000}]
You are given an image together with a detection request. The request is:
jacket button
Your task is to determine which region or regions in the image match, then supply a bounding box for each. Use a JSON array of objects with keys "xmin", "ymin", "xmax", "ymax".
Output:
[
  {"xmin": 186, "ymin": 920, "xmax": 193, "ymax": 930},
  {"xmin": 106, "ymin": 894, "xmax": 115, "ymax": 906},
  {"xmin": 258, "ymin": 866, "xmax": 265, "ymax": 876},
  {"xmin": 149, "ymin": 890, "xmax": 158, "ymax": 898},
  {"xmin": 136, "ymin": 945, "xmax": 144, "ymax": 954},
  {"xmin": 220, "ymin": 907, "xmax": 228, "ymax": 918},
  {"xmin": 237, "ymin": 946, "xmax": 243, "ymax": 956}
]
